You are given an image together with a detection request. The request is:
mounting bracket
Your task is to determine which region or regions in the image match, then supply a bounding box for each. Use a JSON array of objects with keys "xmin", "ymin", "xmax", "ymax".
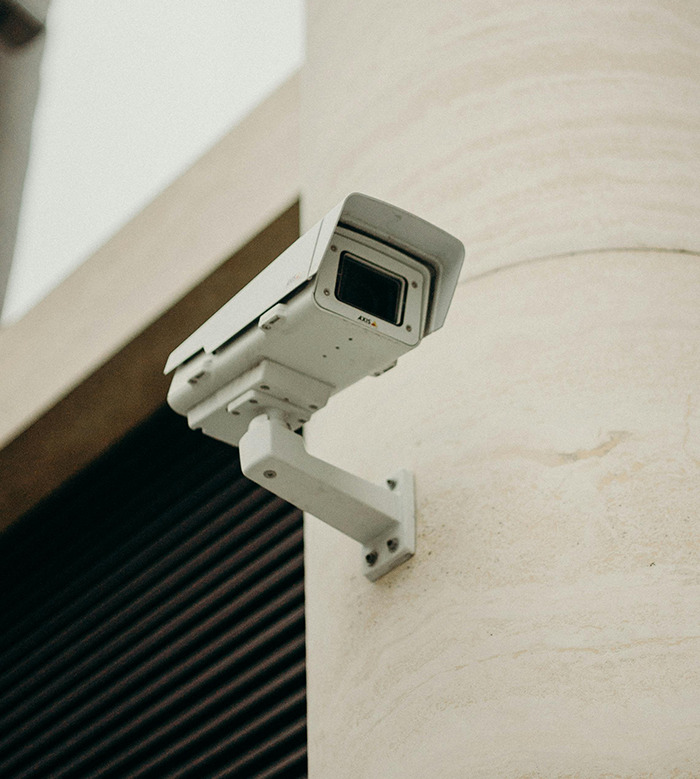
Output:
[{"xmin": 239, "ymin": 412, "xmax": 415, "ymax": 581}]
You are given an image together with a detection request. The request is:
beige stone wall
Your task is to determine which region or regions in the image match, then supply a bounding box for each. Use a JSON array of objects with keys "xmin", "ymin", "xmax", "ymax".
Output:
[
  {"xmin": 0, "ymin": 75, "xmax": 299, "ymax": 452},
  {"xmin": 0, "ymin": 77, "xmax": 299, "ymax": 527},
  {"xmin": 301, "ymin": 2, "xmax": 700, "ymax": 775}
]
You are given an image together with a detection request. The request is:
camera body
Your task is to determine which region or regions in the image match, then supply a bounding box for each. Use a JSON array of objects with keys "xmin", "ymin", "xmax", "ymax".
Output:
[
  {"xmin": 165, "ymin": 193, "xmax": 464, "ymax": 580},
  {"xmin": 165, "ymin": 193, "xmax": 464, "ymax": 448}
]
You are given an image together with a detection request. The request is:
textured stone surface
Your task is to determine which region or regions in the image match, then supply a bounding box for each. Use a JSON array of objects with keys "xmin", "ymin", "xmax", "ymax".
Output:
[
  {"xmin": 302, "ymin": 1, "xmax": 700, "ymax": 273},
  {"xmin": 301, "ymin": 3, "xmax": 700, "ymax": 773},
  {"xmin": 304, "ymin": 252, "xmax": 700, "ymax": 776}
]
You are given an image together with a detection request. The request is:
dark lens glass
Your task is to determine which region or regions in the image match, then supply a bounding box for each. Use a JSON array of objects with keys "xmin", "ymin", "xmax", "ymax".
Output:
[{"xmin": 334, "ymin": 253, "xmax": 405, "ymax": 325}]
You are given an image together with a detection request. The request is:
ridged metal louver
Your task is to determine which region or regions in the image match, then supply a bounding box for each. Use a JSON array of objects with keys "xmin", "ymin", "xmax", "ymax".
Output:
[{"xmin": 0, "ymin": 407, "xmax": 307, "ymax": 778}]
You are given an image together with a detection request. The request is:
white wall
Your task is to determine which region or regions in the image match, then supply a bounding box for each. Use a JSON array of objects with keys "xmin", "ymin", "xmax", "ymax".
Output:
[{"xmin": 3, "ymin": 0, "xmax": 304, "ymax": 323}]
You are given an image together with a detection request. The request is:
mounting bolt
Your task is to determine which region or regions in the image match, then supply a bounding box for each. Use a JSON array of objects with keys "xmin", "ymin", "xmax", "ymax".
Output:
[
  {"xmin": 365, "ymin": 550, "xmax": 378, "ymax": 567},
  {"xmin": 263, "ymin": 470, "xmax": 277, "ymax": 479},
  {"xmin": 387, "ymin": 538, "xmax": 399, "ymax": 553}
]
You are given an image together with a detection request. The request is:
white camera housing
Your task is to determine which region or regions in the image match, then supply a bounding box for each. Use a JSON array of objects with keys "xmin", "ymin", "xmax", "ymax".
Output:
[{"xmin": 165, "ymin": 193, "xmax": 464, "ymax": 580}]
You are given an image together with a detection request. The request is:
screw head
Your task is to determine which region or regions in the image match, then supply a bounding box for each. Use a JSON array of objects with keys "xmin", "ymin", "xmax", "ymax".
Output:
[
  {"xmin": 387, "ymin": 538, "xmax": 399, "ymax": 553},
  {"xmin": 406, "ymin": 325, "xmax": 412, "ymax": 332},
  {"xmin": 330, "ymin": 245, "xmax": 337, "ymax": 252},
  {"xmin": 263, "ymin": 470, "xmax": 277, "ymax": 479},
  {"xmin": 365, "ymin": 550, "xmax": 378, "ymax": 567},
  {"xmin": 411, "ymin": 280, "xmax": 418, "ymax": 288},
  {"xmin": 386, "ymin": 479, "xmax": 397, "ymax": 490},
  {"xmin": 323, "ymin": 288, "xmax": 331, "ymax": 296}
]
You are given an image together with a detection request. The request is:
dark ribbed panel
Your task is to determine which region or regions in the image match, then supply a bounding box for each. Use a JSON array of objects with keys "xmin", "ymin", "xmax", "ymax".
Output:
[{"xmin": 0, "ymin": 407, "xmax": 307, "ymax": 778}]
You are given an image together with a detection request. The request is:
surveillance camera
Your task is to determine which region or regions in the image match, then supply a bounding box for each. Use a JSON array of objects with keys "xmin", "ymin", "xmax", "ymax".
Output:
[{"xmin": 165, "ymin": 193, "xmax": 464, "ymax": 580}]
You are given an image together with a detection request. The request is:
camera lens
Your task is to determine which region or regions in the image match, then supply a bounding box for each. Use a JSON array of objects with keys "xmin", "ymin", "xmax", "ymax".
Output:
[{"xmin": 334, "ymin": 252, "xmax": 406, "ymax": 325}]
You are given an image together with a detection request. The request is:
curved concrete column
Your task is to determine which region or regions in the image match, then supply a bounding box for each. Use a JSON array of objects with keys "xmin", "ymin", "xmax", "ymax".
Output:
[
  {"xmin": 301, "ymin": 0, "xmax": 700, "ymax": 273},
  {"xmin": 300, "ymin": 2, "xmax": 700, "ymax": 776}
]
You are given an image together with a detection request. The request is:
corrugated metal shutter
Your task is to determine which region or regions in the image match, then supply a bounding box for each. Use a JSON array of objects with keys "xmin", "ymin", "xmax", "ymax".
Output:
[{"xmin": 0, "ymin": 407, "xmax": 307, "ymax": 778}]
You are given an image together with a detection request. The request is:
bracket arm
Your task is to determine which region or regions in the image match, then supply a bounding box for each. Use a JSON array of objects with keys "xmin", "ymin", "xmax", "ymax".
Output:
[{"xmin": 239, "ymin": 413, "xmax": 415, "ymax": 580}]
